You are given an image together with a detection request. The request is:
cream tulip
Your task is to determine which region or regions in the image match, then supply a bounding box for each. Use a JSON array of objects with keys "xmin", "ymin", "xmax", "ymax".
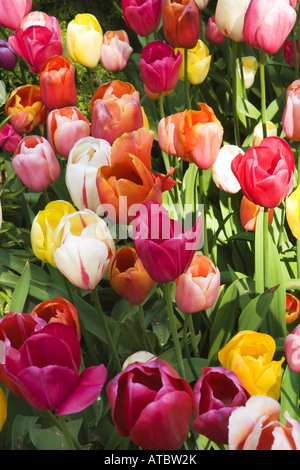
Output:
[
  {"xmin": 215, "ymin": 0, "xmax": 251, "ymax": 42},
  {"xmin": 67, "ymin": 13, "xmax": 103, "ymax": 68}
]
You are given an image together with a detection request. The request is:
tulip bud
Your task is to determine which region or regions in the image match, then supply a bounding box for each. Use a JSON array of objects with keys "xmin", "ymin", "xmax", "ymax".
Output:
[
  {"xmin": 0, "ymin": 0, "xmax": 32, "ymax": 31},
  {"xmin": 215, "ymin": 0, "xmax": 251, "ymax": 42},
  {"xmin": 162, "ymin": 0, "xmax": 201, "ymax": 49},
  {"xmin": 0, "ymin": 122, "xmax": 23, "ymax": 153},
  {"xmin": 240, "ymin": 196, "xmax": 273, "ymax": 231},
  {"xmin": 67, "ymin": 13, "xmax": 103, "ymax": 68},
  {"xmin": 283, "ymin": 79, "xmax": 300, "ymax": 141},
  {"xmin": 284, "ymin": 323, "xmax": 300, "ymax": 372},
  {"xmin": 284, "ymin": 39, "xmax": 299, "ymax": 68},
  {"xmin": 286, "ymin": 185, "xmax": 300, "ymax": 239},
  {"xmin": 176, "ymin": 40, "xmax": 211, "ymax": 85},
  {"xmin": 12, "ymin": 135, "xmax": 60, "ymax": 193},
  {"xmin": 0, "ymin": 40, "xmax": 18, "ymax": 71},
  {"xmin": 205, "ymin": 16, "xmax": 226, "ymax": 45},
  {"xmin": 285, "ymin": 293, "xmax": 300, "ymax": 324},
  {"xmin": 212, "ymin": 144, "xmax": 243, "ymax": 194},
  {"xmin": 236, "ymin": 56, "xmax": 258, "ymax": 89},
  {"xmin": 100, "ymin": 30, "xmax": 133, "ymax": 72},
  {"xmin": 122, "ymin": 0, "xmax": 162, "ymax": 37},
  {"xmin": 122, "ymin": 351, "xmax": 157, "ymax": 370},
  {"xmin": 252, "ymin": 121, "xmax": 277, "ymax": 145}
]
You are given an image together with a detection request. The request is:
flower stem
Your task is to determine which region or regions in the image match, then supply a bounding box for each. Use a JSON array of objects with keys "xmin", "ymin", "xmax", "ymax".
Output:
[
  {"xmin": 92, "ymin": 288, "xmax": 121, "ymax": 373},
  {"xmin": 259, "ymin": 49, "xmax": 267, "ymax": 139},
  {"xmin": 86, "ymin": 67, "xmax": 94, "ymax": 96},
  {"xmin": 184, "ymin": 48, "xmax": 191, "ymax": 110},
  {"xmin": 158, "ymin": 92, "xmax": 171, "ymax": 173},
  {"xmin": 57, "ymin": 415, "xmax": 77, "ymax": 450},
  {"xmin": 198, "ymin": 168, "xmax": 209, "ymax": 257},
  {"xmin": 231, "ymin": 40, "xmax": 240, "ymax": 147},
  {"xmin": 164, "ymin": 282, "xmax": 186, "ymax": 379},
  {"xmin": 138, "ymin": 303, "xmax": 155, "ymax": 353},
  {"xmin": 263, "ymin": 207, "xmax": 269, "ymax": 289}
]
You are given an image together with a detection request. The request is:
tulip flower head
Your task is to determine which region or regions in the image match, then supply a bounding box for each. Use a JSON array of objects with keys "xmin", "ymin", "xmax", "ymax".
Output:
[
  {"xmin": 162, "ymin": 0, "xmax": 201, "ymax": 49},
  {"xmin": 252, "ymin": 121, "xmax": 277, "ymax": 145},
  {"xmin": 176, "ymin": 40, "xmax": 211, "ymax": 85},
  {"xmin": 132, "ymin": 200, "xmax": 202, "ymax": 283},
  {"xmin": 286, "ymin": 184, "xmax": 300, "ymax": 239},
  {"xmin": 205, "ymin": 16, "xmax": 226, "ymax": 45},
  {"xmin": 194, "ymin": 0, "xmax": 210, "ymax": 8},
  {"xmin": 66, "ymin": 136, "xmax": 111, "ymax": 214},
  {"xmin": 240, "ymin": 196, "xmax": 273, "ymax": 231},
  {"xmin": 0, "ymin": 122, "xmax": 23, "ymax": 153},
  {"xmin": 31, "ymin": 200, "xmax": 76, "ymax": 267},
  {"xmin": 212, "ymin": 144, "xmax": 243, "ymax": 194},
  {"xmin": 175, "ymin": 254, "xmax": 220, "ymax": 313},
  {"xmin": 0, "ymin": 0, "xmax": 32, "ymax": 31},
  {"xmin": 218, "ymin": 330, "xmax": 285, "ymax": 400},
  {"xmin": 122, "ymin": 0, "xmax": 162, "ymax": 36},
  {"xmin": 0, "ymin": 39, "xmax": 18, "ymax": 71},
  {"xmin": 67, "ymin": 13, "xmax": 103, "ymax": 68},
  {"xmin": 0, "ymin": 387, "xmax": 7, "ymax": 432},
  {"xmin": 231, "ymin": 136, "xmax": 295, "ymax": 209},
  {"xmin": 8, "ymin": 11, "xmax": 63, "ymax": 73},
  {"xmin": 283, "ymin": 79, "xmax": 300, "ymax": 141},
  {"xmin": 284, "ymin": 38, "xmax": 299, "ymax": 68},
  {"xmin": 285, "ymin": 293, "xmax": 300, "ymax": 324},
  {"xmin": 106, "ymin": 359, "xmax": 195, "ymax": 450},
  {"xmin": 215, "ymin": 0, "xmax": 251, "ymax": 42},
  {"xmin": 53, "ymin": 209, "xmax": 115, "ymax": 291},
  {"xmin": 122, "ymin": 351, "xmax": 157, "ymax": 370},
  {"xmin": 236, "ymin": 56, "xmax": 258, "ymax": 89},
  {"xmin": 12, "ymin": 135, "xmax": 60, "ymax": 193},
  {"xmin": 284, "ymin": 323, "xmax": 300, "ymax": 371},
  {"xmin": 100, "ymin": 30, "xmax": 133, "ymax": 72}
]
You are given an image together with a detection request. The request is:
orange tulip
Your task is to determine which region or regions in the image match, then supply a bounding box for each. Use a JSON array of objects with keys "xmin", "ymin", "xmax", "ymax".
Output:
[
  {"xmin": 162, "ymin": 0, "xmax": 200, "ymax": 49},
  {"xmin": 5, "ymin": 84, "xmax": 48, "ymax": 134},
  {"xmin": 240, "ymin": 196, "xmax": 274, "ymax": 231},
  {"xmin": 109, "ymin": 246, "xmax": 155, "ymax": 305},
  {"xmin": 285, "ymin": 293, "xmax": 300, "ymax": 324},
  {"xmin": 173, "ymin": 102, "xmax": 224, "ymax": 169},
  {"xmin": 96, "ymin": 127, "xmax": 176, "ymax": 224}
]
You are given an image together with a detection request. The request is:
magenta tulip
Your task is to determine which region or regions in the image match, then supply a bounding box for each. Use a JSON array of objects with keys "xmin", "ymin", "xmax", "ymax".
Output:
[
  {"xmin": 243, "ymin": 0, "xmax": 297, "ymax": 55},
  {"xmin": 132, "ymin": 200, "xmax": 202, "ymax": 283},
  {"xmin": 140, "ymin": 40, "xmax": 182, "ymax": 95},
  {"xmin": 0, "ymin": 0, "xmax": 32, "ymax": 31},
  {"xmin": 0, "ymin": 122, "xmax": 23, "ymax": 153},
  {"xmin": 122, "ymin": 0, "xmax": 162, "ymax": 37},
  {"xmin": 0, "ymin": 322, "xmax": 107, "ymax": 415},
  {"xmin": 106, "ymin": 359, "xmax": 195, "ymax": 450},
  {"xmin": 192, "ymin": 367, "xmax": 250, "ymax": 444},
  {"xmin": 8, "ymin": 11, "xmax": 63, "ymax": 73}
]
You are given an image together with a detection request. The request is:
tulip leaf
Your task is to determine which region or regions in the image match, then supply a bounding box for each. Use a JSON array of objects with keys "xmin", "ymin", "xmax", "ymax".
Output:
[
  {"xmin": 238, "ymin": 286, "xmax": 277, "ymax": 332},
  {"xmin": 28, "ymin": 420, "xmax": 82, "ymax": 450},
  {"xmin": 280, "ymin": 365, "xmax": 300, "ymax": 422},
  {"xmin": 236, "ymin": 96, "xmax": 261, "ymax": 120},
  {"xmin": 8, "ymin": 261, "xmax": 30, "ymax": 313}
]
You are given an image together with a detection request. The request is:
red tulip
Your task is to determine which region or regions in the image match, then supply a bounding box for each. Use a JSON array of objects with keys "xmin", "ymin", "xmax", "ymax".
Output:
[
  {"xmin": 8, "ymin": 11, "xmax": 63, "ymax": 73},
  {"xmin": 132, "ymin": 200, "xmax": 202, "ymax": 283},
  {"xmin": 231, "ymin": 136, "xmax": 295, "ymax": 209},
  {"xmin": 284, "ymin": 39, "xmax": 299, "ymax": 67},
  {"xmin": 0, "ymin": 0, "xmax": 32, "ymax": 31},
  {"xmin": 106, "ymin": 359, "xmax": 195, "ymax": 450},
  {"xmin": 162, "ymin": 0, "xmax": 200, "ymax": 49},
  {"xmin": 122, "ymin": 0, "xmax": 162, "ymax": 37},
  {"xmin": 39, "ymin": 55, "xmax": 77, "ymax": 111},
  {"xmin": 243, "ymin": 0, "xmax": 297, "ymax": 55}
]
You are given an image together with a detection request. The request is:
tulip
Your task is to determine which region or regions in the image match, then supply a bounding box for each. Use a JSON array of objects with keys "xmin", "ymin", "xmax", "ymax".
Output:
[
  {"xmin": 252, "ymin": 121, "xmax": 277, "ymax": 145},
  {"xmin": 284, "ymin": 39, "xmax": 299, "ymax": 68},
  {"xmin": 91, "ymin": 81, "xmax": 144, "ymax": 145},
  {"xmin": 0, "ymin": 40, "xmax": 18, "ymax": 71},
  {"xmin": 162, "ymin": 0, "xmax": 201, "ymax": 50},
  {"xmin": 176, "ymin": 40, "xmax": 211, "ymax": 85},
  {"xmin": 218, "ymin": 330, "xmax": 285, "ymax": 400},
  {"xmin": 192, "ymin": 367, "xmax": 250, "ymax": 444},
  {"xmin": 283, "ymin": 79, "xmax": 300, "ymax": 141},
  {"xmin": 66, "ymin": 136, "xmax": 111, "ymax": 214},
  {"xmin": 39, "ymin": 55, "xmax": 78, "ymax": 111},
  {"xmin": 0, "ymin": 321, "xmax": 107, "ymax": 415},
  {"xmin": 243, "ymin": 0, "xmax": 297, "ymax": 55},
  {"xmin": 106, "ymin": 359, "xmax": 195, "ymax": 450},
  {"xmin": 47, "ymin": 107, "xmax": 90, "ymax": 158},
  {"xmin": 122, "ymin": 351, "xmax": 157, "ymax": 370},
  {"xmin": 194, "ymin": 0, "xmax": 210, "ymax": 8},
  {"xmin": 122, "ymin": 0, "xmax": 162, "ymax": 37},
  {"xmin": 96, "ymin": 128, "xmax": 176, "ymax": 224},
  {"xmin": 284, "ymin": 323, "xmax": 300, "ymax": 371},
  {"xmin": 5, "ymin": 84, "xmax": 48, "ymax": 135},
  {"xmin": 0, "ymin": 122, "xmax": 23, "ymax": 153},
  {"xmin": 240, "ymin": 196, "xmax": 274, "ymax": 231},
  {"xmin": 0, "ymin": 387, "xmax": 7, "ymax": 432},
  {"xmin": 236, "ymin": 56, "xmax": 258, "ymax": 89},
  {"xmin": 175, "ymin": 254, "xmax": 220, "ymax": 313},
  {"xmin": 12, "ymin": 135, "xmax": 60, "ymax": 193},
  {"xmin": 140, "ymin": 40, "xmax": 182, "ymax": 95},
  {"xmin": 212, "ymin": 144, "xmax": 243, "ymax": 194},
  {"xmin": 109, "ymin": 246, "xmax": 155, "ymax": 305},
  {"xmin": 172, "ymin": 103, "xmax": 224, "ymax": 169},
  {"xmin": 100, "ymin": 30, "xmax": 133, "ymax": 72},
  {"xmin": 53, "ymin": 209, "xmax": 115, "ymax": 291},
  {"xmin": 132, "ymin": 200, "xmax": 202, "ymax": 283},
  {"xmin": 8, "ymin": 11, "xmax": 63, "ymax": 73},
  {"xmin": 231, "ymin": 136, "xmax": 295, "ymax": 209},
  {"xmin": 285, "ymin": 293, "xmax": 300, "ymax": 324},
  {"xmin": 228, "ymin": 395, "xmax": 300, "ymax": 450},
  {"xmin": 31, "ymin": 296, "xmax": 80, "ymax": 339},
  {"xmin": 0, "ymin": 0, "xmax": 32, "ymax": 31},
  {"xmin": 286, "ymin": 185, "xmax": 300, "ymax": 239},
  {"xmin": 67, "ymin": 13, "xmax": 103, "ymax": 68},
  {"xmin": 157, "ymin": 112, "xmax": 183, "ymax": 156},
  {"xmin": 31, "ymin": 200, "xmax": 76, "ymax": 267},
  {"xmin": 215, "ymin": 0, "xmax": 251, "ymax": 42},
  {"xmin": 205, "ymin": 16, "xmax": 226, "ymax": 45}
]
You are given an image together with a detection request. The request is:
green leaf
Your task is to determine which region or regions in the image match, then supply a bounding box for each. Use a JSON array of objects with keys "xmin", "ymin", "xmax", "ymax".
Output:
[
  {"xmin": 8, "ymin": 261, "xmax": 30, "ymax": 313},
  {"xmin": 280, "ymin": 366, "xmax": 300, "ymax": 422},
  {"xmin": 238, "ymin": 286, "xmax": 277, "ymax": 331},
  {"xmin": 29, "ymin": 419, "xmax": 82, "ymax": 450},
  {"xmin": 236, "ymin": 96, "xmax": 261, "ymax": 119}
]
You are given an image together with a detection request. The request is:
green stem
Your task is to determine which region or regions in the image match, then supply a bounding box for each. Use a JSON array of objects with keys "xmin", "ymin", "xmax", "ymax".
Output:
[
  {"xmin": 291, "ymin": 26, "xmax": 299, "ymax": 80},
  {"xmin": 86, "ymin": 67, "xmax": 94, "ymax": 96},
  {"xmin": 43, "ymin": 188, "xmax": 50, "ymax": 205},
  {"xmin": 231, "ymin": 40, "xmax": 240, "ymax": 147},
  {"xmin": 263, "ymin": 207, "xmax": 269, "ymax": 289},
  {"xmin": 92, "ymin": 288, "xmax": 121, "ymax": 373},
  {"xmin": 255, "ymin": 209, "xmax": 264, "ymax": 294},
  {"xmin": 183, "ymin": 315, "xmax": 198, "ymax": 381},
  {"xmin": 259, "ymin": 49, "xmax": 267, "ymax": 139},
  {"xmin": 138, "ymin": 304, "xmax": 154, "ymax": 353},
  {"xmin": 184, "ymin": 48, "xmax": 191, "ymax": 110},
  {"xmin": 164, "ymin": 282, "xmax": 185, "ymax": 379},
  {"xmin": 188, "ymin": 314, "xmax": 199, "ymax": 358},
  {"xmin": 158, "ymin": 93, "xmax": 171, "ymax": 173},
  {"xmin": 199, "ymin": 168, "xmax": 209, "ymax": 257},
  {"xmin": 58, "ymin": 415, "xmax": 77, "ymax": 450}
]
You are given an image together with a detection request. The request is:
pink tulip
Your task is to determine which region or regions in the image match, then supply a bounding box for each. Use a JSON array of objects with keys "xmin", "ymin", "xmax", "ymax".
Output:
[
  {"xmin": 47, "ymin": 107, "xmax": 90, "ymax": 158},
  {"xmin": 12, "ymin": 135, "xmax": 60, "ymax": 192},
  {"xmin": 243, "ymin": 0, "xmax": 297, "ymax": 55},
  {"xmin": 192, "ymin": 367, "xmax": 250, "ymax": 444},
  {"xmin": 122, "ymin": 0, "xmax": 162, "ymax": 37},
  {"xmin": 205, "ymin": 16, "xmax": 226, "ymax": 45},
  {"xmin": 0, "ymin": 321, "xmax": 107, "ymax": 415},
  {"xmin": 106, "ymin": 359, "xmax": 195, "ymax": 450},
  {"xmin": 284, "ymin": 323, "xmax": 300, "ymax": 372},
  {"xmin": 8, "ymin": 11, "xmax": 63, "ymax": 73},
  {"xmin": 0, "ymin": 122, "xmax": 23, "ymax": 153},
  {"xmin": 100, "ymin": 30, "xmax": 133, "ymax": 72},
  {"xmin": 132, "ymin": 200, "xmax": 202, "ymax": 283},
  {"xmin": 0, "ymin": 0, "xmax": 32, "ymax": 31},
  {"xmin": 283, "ymin": 79, "xmax": 300, "ymax": 141},
  {"xmin": 175, "ymin": 254, "xmax": 220, "ymax": 313}
]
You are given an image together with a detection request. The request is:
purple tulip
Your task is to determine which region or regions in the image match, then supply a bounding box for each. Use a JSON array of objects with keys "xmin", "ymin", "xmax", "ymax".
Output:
[
  {"xmin": 132, "ymin": 200, "xmax": 202, "ymax": 283},
  {"xmin": 192, "ymin": 367, "xmax": 250, "ymax": 444},
  {"xmin": 1, "ymin": 322, "xmax": 107, "ymax": 415},
  {"xmin": 0, "ymin": 39, "xmax": 18, "ymax": 71}
]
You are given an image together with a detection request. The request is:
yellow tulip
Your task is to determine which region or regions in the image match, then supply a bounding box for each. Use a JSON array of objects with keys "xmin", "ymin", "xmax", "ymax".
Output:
[
  {"xmin": 236, "ymin": 56, "xmax": 258, "ymax": 89},
  {"xmin": 286, "ymin": 185, "xmax": 300, "ymax": 239},
  {"xmin": 67, "ymin": 13, "xmax": 103, "ymax": 68},
  {"xmin": 31, "ymin": 200, "xmax": 76, "ymax": 267},
  {"xmin": 252, "ymin": 121, "xmax": 277, "ymax": 146},
  {"xmin": 175, "ymin": 40, "xmax": 211, "ymax": 85},
  {"xmin": 0, "ymin": 387, "xmax": 7, "ymax": 432},
  {"xmin": 218, "ymin": 330, "xmax": 284, "ymax": 400}
]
